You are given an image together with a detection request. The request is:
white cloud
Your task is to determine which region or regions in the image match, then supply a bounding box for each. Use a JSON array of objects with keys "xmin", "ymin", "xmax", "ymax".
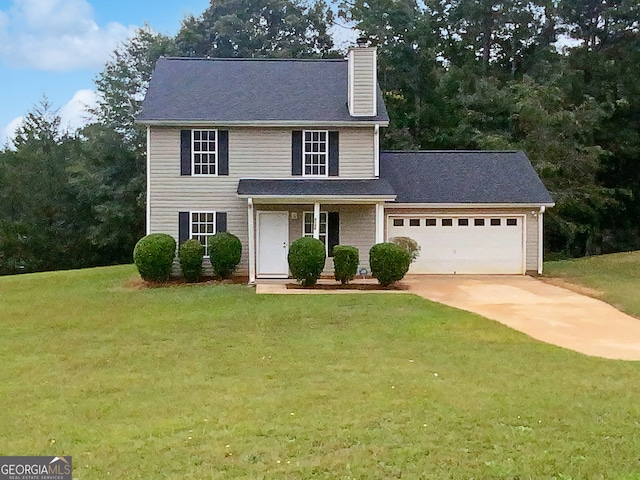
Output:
[
  {"xmin": 0, "ymin": 0, "xmax": 136, "ymax": 71},
  {"xmin": 2, "ymin": 88, "xmax": 97, "ymax": 148},
  {"xmin": 59, "ymin": 89, "xmax": 97, "ymax": 133},
  {"xmin": 2, "ymin": 115, "xmax": 24, "ymax": 149}
]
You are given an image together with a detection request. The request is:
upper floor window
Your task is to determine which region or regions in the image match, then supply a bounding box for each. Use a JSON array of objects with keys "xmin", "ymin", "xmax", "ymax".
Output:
[
  {"xmin": 193, "ymin": 130, "xmax": 218, "ymax": 175},
  {"xmin": 303, "ymin": 130, "xmax": 328, "ymax": 176}
]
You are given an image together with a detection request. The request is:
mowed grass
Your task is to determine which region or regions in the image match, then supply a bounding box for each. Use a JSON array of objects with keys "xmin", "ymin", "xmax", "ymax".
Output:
[
  {"xmin": 545, "ymin": 250, "xmax": 640, "ymax": 318},
  {"xmin": 2, "ymin": 266, "xmax": 640, "ymax": 479}
]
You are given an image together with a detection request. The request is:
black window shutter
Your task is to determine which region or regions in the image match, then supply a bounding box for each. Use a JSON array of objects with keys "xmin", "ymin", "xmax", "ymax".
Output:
[
  {"xmin": 218, "ymin": 130, "xmax": 229, "ymax": 175},
  {"xmin": 180, "ymin": 130, "xmax": 192, "ymax": 176},
  {"xmin": 179, "ymin": 211, "xmax": 190, "ymax": 244},
  {"xmin": 292, "ymin": 131, "xmax": 302, "ymax": 176},
  {"xmin": 328, "ymin": 131, "xmax": 339, "ymax": 177},
  {"xmin": 328, "ymin": 212, "xmax": 340, "ymax": 257},
  {"xmin": 216, "ymin": 212, "xmax": 227, "ymax": 233}
]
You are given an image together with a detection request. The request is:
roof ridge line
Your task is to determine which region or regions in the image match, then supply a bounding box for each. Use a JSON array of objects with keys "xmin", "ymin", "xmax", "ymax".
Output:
[
  {"xmin": 381, "ymin": 150, "xmax": 521, "ymax": 153},
  {"xmin": 160, "ymin": 56, "xmax": 346, "ymax": 62}
]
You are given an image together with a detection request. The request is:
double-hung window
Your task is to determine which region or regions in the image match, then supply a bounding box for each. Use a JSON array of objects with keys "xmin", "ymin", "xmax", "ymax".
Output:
[
  {"xmin": 303, "ymin": 130, "xmax": 328, "ymax": 176},
  {"xmin": 192, "ymin": 130, "xmax": 218, "ymax": 175},
  {"xmin": 191, "ymin": 211, "xmax": 216, "ymax": 256}
]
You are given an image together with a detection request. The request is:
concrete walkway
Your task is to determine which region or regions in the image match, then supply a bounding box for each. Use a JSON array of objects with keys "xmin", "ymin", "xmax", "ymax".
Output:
[{"xmin": 402, "ymin": 275, "xmax": 640, "ymax": 361}]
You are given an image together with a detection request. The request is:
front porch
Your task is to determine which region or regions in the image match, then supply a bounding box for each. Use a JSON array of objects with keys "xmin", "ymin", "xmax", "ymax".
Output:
[{"xmin": 237, "ymin": 178, "xmax": 396, "ymax": 283}]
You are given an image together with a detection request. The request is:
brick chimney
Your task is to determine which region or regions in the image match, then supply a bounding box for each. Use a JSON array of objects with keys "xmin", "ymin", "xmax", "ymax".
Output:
[{"xmin": 348, "ymin": 40, "xmax": 377, "ymax": 117}]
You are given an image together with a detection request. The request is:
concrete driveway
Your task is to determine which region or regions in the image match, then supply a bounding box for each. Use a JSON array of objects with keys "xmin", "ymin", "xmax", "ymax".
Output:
[{"xmin": 402, "ymin": 275, "xmax": 640, "ymax": 361}]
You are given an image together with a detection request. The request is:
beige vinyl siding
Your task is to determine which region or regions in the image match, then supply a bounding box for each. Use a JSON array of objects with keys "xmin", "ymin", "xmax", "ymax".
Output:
[
  {"xmin": 148, "ymin": 126, "xmax": 377, "ymax": 275},
  {"xmin": 349, "ymin": 48, "xmax": 376, "ymax": 116},
  {"xmin": 384, "ymin": 207, "xmax": 541, "ymax": 273}
]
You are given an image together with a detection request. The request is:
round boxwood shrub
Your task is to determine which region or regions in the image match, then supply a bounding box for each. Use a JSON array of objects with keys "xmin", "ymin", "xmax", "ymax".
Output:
[
  {"xmin": 333, "ymin": 245, "xmax": 359, "ymax": 285},
  {"xmin": 133, "ymin": 233, "xmax": 176, "ymax": 282},
  {"xmin": 288, "ymin": 237, "xmax": 326, "ymax": 286},
  {"xmin": 209, "ymin": 232, "xmax": 242, "ymax": 279},
  {"xmin": 369, "ymin": 242, "xmax": 411, "ymax": 287},
  {"xmin": 179, "ymin": 239, "xmax": 204, "ymax": 282}
]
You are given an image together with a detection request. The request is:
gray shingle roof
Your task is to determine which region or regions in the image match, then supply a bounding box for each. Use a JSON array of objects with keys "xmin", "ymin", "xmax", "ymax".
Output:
[
  {"xmin": 137, "ymin": 57, "xmax": 389, "ymax": 124},
  {"xmin": 237, "ymin": 179, "xmax": 395, "ymax": 198},
  {"xmin": 380, "ymin": 151, "xmax": 554, "ymax": 204}
]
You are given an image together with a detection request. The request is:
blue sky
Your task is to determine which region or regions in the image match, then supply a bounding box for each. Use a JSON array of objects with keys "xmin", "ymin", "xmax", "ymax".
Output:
[
  {"xmin": 0, "ymin": 0, "xmax": 212, "ymax": 143},
  {"xmin": 0, "ymin": 0, "xmax": 357, "ymax": 145}
]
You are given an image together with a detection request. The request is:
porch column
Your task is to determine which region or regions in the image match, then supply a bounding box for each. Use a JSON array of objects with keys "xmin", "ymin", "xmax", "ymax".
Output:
[
  {"xmin": 313, "ymin": 202, "xmax": 321, "ymax": 240},
  {"xmin": 375, "ymin": 202, "xmax": 385, "ymax": 244},
  {"xmin": 538, "ymin": 206, "xmax": 546, "ymax": 275},
  {"xmin": 247, "ymin": 197, "xmax": 256, "ymax": 283}
]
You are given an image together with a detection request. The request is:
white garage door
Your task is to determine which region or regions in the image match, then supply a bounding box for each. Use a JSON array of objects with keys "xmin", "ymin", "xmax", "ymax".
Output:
[{"xmin": 387, "ymin": 215, "xmax": 525, "ymax": 274}]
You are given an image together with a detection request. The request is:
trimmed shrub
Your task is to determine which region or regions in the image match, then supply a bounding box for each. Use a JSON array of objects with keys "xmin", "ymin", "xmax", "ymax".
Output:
[
  {"xmin": 391, "ymin": 236, "xmax": 421, "ymax": 263},
  {"xmin": 333, "ymin": 245, "xmax": 359, "ymax": 285},
  {"xmin": 369, "ymin": 242, "xmax": 411, "ymax": 286},
  {"xmin": 133, "ymin": 233, "xmax": 176, "ymax": 282},
  {"xmin": 209, "ymin": 232, "xmax": 242, "ymax": 279},
  {"xmin": 288, "ymin": 237, "xmax": 326, "ymax": 286},
  {"xmin": 179, "ymin": 239, "xmax": 204, "ymax": 282}
]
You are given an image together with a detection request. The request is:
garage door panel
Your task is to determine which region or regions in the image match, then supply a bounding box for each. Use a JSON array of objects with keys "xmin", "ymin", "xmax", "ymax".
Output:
[{"xmin": 387, "ymin": 215, "xmax": 524, "ymax": 274}]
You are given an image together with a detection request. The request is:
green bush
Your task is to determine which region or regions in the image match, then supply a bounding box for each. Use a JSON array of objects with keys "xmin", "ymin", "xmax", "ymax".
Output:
[
  {"xmin": 333, "ymin": 245, "xmax": 359, "ymax": 285},
  {"xmin": 288, "ymin": 237, "xmax": 326, "ymax": 286},
  {"xmin": 179, "ymin": 239, "xmax": 204, "ymax": 282},
  {"xmin": 391, "ymin": 236, "xmax": 420, "ymax": 263},
  {"xmin": 133, "ymin": 233, "xmax": 176, "ymax": 282},
  {"xmin": 209, "ymin": 232, "xmax": 242, "ymax": 279},
  {"xmin": 369, "ymin": 242, "xmax": 411, "ymax": 287}
]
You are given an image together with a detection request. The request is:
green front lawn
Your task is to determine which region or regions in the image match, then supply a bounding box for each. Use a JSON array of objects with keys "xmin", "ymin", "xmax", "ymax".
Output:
[
  {"xmin": 2, "ymin": 265, "xmax": 640, "ymax": 479},
  {"xmin": 545, "ymin": 250, "xmax": 640, "ymax": 317}
]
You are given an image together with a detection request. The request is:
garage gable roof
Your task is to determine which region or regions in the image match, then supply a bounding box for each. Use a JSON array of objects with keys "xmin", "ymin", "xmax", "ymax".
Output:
[
  {"xmin": 380, "ymin": 151, "xmax": 554, "ymax": 205},
  {"xmin": 137, "ymin": 57, "xmax": 389, "ymax": 124}
]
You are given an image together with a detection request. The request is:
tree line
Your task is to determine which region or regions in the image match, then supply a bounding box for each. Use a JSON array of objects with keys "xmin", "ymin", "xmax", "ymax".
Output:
[{"xmin": 1, "ymin": 0, "xmax": 639, "ymax": 274}]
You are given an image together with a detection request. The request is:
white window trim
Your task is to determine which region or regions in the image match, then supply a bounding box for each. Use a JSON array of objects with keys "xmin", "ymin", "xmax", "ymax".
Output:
[
  {"xmin": 192, "ymin": 129, "xmax": 218, "ymax": 177},
  {"xmin": 303, "ymin": 210, "xmax": 328, "ymax": 253},
  {"xmin": 190, "ymin": 210, "xmax": 217, "ymax": 257},
  {"xmin": 302, "ymin": 130, "xmax": 329, "ymax": 178}
]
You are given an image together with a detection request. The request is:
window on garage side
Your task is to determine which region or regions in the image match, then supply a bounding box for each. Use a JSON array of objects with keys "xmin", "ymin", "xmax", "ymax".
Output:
[{"xmin": 303, "ymin": 211, "xmax": 339, "ymax": 256}]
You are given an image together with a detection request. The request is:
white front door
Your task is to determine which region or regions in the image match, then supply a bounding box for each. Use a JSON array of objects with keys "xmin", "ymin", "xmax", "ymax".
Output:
[{"xmin": 257, "ymin": 211, "xmax": 289, "ymax": 278}]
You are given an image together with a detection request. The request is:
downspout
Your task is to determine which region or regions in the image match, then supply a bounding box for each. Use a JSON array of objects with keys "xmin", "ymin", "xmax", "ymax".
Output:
[
  {"xmin": 538, "ymin": 206, "xmax": 546, "ymax": 275},
  {"xmin": 248, "ymin": 198, "xmax": 255, "ymax": 284}
]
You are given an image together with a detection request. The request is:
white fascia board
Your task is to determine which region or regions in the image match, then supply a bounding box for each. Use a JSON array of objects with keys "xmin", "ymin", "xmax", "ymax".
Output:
[
  {"xmin": 137, "ymin": 119, "xmax": 390, "ymax": 127},
  {"xmin": 386, "ymin": 202, "xmax": 556, "ymax": 209},
  {"xmin": 237, "ymin": 195, "xmax": 396, "ymax": 204}
]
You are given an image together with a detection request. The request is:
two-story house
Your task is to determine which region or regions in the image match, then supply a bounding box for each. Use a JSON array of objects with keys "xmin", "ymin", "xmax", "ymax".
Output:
[{"xmin": 136, "ymin": 45, "xmax": 554, "ymax": 283}]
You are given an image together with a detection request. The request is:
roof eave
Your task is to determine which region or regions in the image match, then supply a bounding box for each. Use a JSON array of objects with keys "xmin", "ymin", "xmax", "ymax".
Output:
[
  {"xmin": 387, "ymin": 202, "xmax": 555, "ymax": 209},
  {"xmin": 238, "ymin": 194, "xmax": 396, "ymax": 204},
  {"xmin": 136, "ymin": 119, "xmax": 390, "ymax": 127}
]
